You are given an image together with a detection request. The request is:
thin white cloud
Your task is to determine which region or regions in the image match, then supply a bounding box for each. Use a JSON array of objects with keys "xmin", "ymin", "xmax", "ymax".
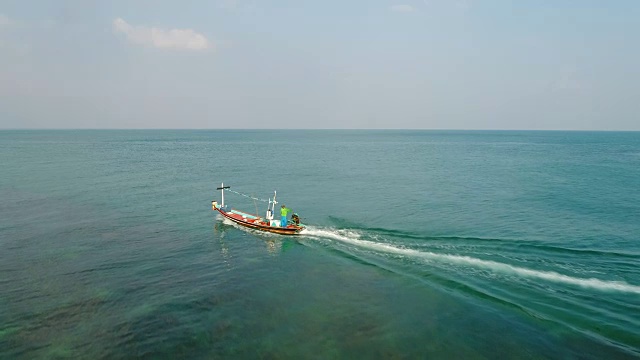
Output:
[
  {"xmin": 390, "ymin": 5, "xmax": 415, "ymax": 13},
  {"xmin": 0, "ymin": 13, "xmax": 14, "ymax": 26},
  {"xmin": 112, "ymin": 18, "xmax": 210, "ymax": 51},
  {"xmin": 550, "ymin": 70, "xmax": 586, "ymax": 93},
  {"xmin": 456, "ymin": 1, "xmax": 472, "ymax": 12},
  {"xmin": 219, "ymin": 0, "xmax": 238, "ymax": 9},
  {"xmin": 218, "ymin": 0, "xmax": 258, "ymax": 12}
]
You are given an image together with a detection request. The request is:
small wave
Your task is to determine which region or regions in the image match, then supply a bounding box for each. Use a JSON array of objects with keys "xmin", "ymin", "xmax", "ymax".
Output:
[{"xmin": 303, "ymin": 227, "xmax": 640, "ymax": 294}]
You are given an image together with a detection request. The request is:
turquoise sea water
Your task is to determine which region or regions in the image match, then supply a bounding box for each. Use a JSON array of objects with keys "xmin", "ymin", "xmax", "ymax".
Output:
[{"xmin": 1, "ymin": 130, "xmax": 639, "ymax": 358}]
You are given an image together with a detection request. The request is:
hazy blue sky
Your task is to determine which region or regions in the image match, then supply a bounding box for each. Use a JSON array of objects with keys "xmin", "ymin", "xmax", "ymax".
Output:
[{"xmin": 1, "ymin": 0, "xmax": 638, "ymax": 129}]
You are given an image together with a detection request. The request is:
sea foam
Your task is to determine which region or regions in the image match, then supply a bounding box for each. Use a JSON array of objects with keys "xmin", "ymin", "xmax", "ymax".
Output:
[{"xmin": 303, "ymin": 227, "xmax": 640, "ymax": 294}]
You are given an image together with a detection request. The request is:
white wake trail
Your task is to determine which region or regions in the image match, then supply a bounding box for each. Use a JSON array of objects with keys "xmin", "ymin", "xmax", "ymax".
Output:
[{"xmin": 303, "ymin": 227, "xmax": 640, "ymax": 294}]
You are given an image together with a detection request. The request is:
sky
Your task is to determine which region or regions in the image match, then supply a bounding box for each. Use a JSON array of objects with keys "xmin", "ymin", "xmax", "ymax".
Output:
[{"xmin": 0, "ymin": 0, "xmax": 638, "ymax": 130}]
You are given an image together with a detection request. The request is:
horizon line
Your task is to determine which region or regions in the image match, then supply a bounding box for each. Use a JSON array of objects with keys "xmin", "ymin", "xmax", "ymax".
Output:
[{"xmin": 1, "ymin": 128, "xmax": 639, "ymax": 132}]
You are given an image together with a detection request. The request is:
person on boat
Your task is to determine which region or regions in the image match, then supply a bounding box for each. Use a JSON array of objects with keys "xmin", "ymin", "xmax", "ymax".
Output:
[
  {"xmin": 280, "ymin": 205, "xmax": 291, "ymax": 227},
  {"xmin": 291, "ymin": 213, "xmax": 300, "ymax": 225}
]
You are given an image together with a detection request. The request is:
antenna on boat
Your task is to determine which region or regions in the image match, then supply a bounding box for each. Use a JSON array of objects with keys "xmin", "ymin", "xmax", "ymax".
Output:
[
  {"xmin": 266, "ymin": 190, "xmax": 277, "ymax": 221},
  {"xmin": 272, "ymin": 190, "xmax": 277, "ymax": 211},
  {"xmin": 217, "ymin": 182, "xmax": 230, "ymax": 207}
]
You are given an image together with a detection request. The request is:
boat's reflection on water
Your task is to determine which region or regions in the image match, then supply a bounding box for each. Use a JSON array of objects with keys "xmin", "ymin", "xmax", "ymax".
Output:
[
  {"xmin": 264, "ymin": 239, "xmax": 281, "ymax": 255},
  {"xmin": 213, "ymin": 218, "xmax": 294, "ymax": 256},
  {"xmin": 213, "ymin": 221, "xmax": 232, "ymax": 269}
]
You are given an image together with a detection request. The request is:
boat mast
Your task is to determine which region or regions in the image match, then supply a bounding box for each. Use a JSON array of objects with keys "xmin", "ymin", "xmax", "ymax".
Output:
[
  {"xmin": 272, "ymin": 190, "xmax": 277, "ymax": 214},
  {"xmin": 217, "ymin": 182, "xmax": 230, "ymax": 207},
  {"xmin": 266, "ymin": 190, "xmax": 277, "ymax": 220}
]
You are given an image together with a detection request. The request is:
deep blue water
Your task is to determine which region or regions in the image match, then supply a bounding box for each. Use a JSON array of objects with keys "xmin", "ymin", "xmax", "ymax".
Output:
[{"xmin": 1, "ymin": 130, "xmax": 639, "ymax": 358}]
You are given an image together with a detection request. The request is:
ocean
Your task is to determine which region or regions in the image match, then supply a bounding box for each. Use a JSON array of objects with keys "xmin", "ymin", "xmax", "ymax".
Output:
[{"xmin": 1, "ymin": 130, "xmax": 639, "ymax": 358}]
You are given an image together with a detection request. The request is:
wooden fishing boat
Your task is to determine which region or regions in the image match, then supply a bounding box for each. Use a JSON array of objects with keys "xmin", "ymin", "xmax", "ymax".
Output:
[{"xmin": 212, "ymin": 183, "xmax": 305, "ymax": 235}]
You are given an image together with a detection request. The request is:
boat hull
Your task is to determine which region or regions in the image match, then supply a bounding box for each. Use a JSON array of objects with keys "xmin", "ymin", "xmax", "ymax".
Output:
[{"xmin": 215, "ymin": 208, "xmax": 304, "ymax": 235}]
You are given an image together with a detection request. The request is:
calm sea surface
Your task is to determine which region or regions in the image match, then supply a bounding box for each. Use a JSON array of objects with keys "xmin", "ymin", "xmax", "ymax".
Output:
[{"xmin": 1, "ymin": 130, "xmax": 639, "ymax": 358}]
